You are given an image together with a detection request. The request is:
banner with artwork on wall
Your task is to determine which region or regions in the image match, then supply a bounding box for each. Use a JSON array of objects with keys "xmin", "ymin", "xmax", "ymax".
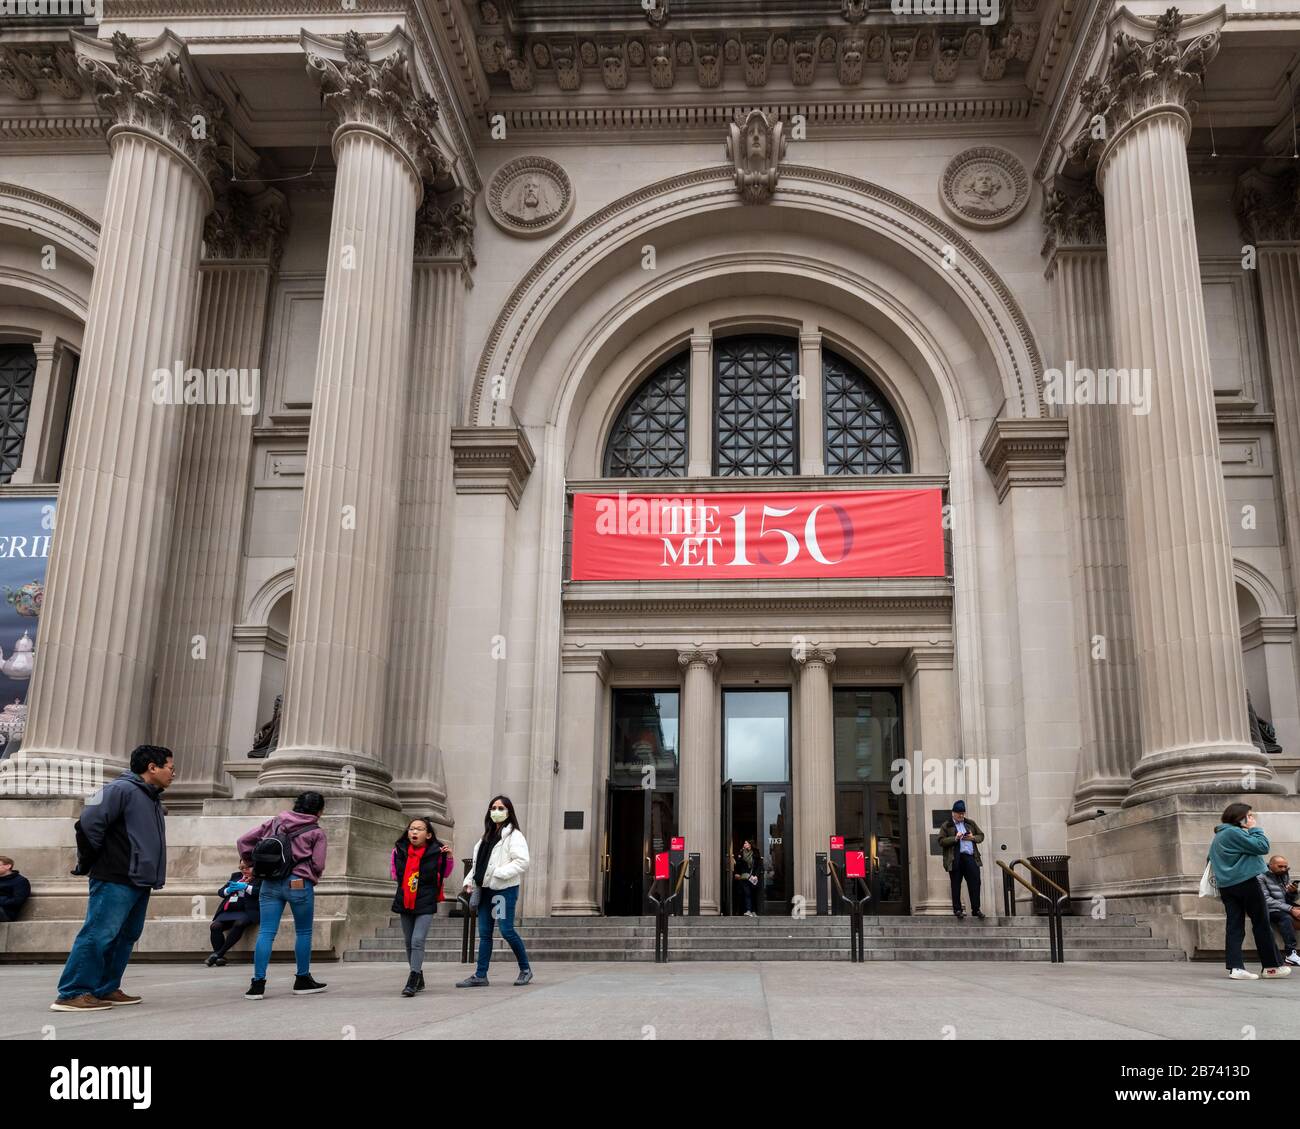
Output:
[{"xmin": 0, "ymin": 495, "xmax": 55, "ymax": 759}]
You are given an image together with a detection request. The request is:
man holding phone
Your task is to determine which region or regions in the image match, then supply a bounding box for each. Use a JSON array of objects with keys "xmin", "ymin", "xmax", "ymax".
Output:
[
  {"xmin": 939, "ymin": 801, "xmax": 985, "ymax": 920},
  {"xmin": 1259, "ymin": 855, "xmax": 1300, "ymax": 966}
]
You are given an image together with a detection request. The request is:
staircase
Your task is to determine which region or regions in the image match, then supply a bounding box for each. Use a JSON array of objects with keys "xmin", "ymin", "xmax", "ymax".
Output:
[{"xmin": 344, "ymin": 912, "xmax": 1185, "ymax": 963}]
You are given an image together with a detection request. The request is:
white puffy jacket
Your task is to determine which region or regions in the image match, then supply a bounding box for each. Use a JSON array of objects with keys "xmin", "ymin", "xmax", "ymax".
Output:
[{"xmin": 463, "ymin": 825, "xmax": 530, "ymax": 892}]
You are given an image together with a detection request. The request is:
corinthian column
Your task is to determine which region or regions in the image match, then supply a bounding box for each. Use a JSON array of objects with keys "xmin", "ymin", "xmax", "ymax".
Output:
[
  {"xmin": 1081, "ymin": 8, "xmax": 1279, "ymax": 803},
  {"xmin": 384, "ymin": 189, "xmax": 475, "ymax": 819},
  {"xmin": 678, "ymin": 649, "xmax": 719, "ymax": 913},
  {"xmin": 23, "ymin": 32, "xmax": 218, "ymax": 775},
  {"xmin": 1042, "ymin": 186, "xmax": 1141, "ymax": 820},
  {"xmin": 794, "ymin": 646, "xmax": 834, "ymax": 906},
  {"xmin": 254, "ymin": 30, "xmax": 450, "ymax": 807},
  {"xmin": 151, "ymin": 189, "xmax": 286, "ymax": 811}
]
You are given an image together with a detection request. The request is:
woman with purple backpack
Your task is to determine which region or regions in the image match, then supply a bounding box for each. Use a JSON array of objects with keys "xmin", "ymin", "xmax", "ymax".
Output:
[{"xmin": 236, "ymin": 791, "xmax": 328, "ymax": 1001}]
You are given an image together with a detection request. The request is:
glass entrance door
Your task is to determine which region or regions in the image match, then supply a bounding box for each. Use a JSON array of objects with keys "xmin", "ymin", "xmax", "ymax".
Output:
[
  {"xmin": 605, "ymin": 688, "xmax": 679, "ymax": 916},
  {"xmin": 722, "ymin": 689, "xmax": 793, "ymax": 915},
  {"xmin": 832, "ymin": 688, "xmax": 908, "ymax": 914},
  {"xmin": 604, "ymin": 785, "xmax": 677, "ymax": 916}
]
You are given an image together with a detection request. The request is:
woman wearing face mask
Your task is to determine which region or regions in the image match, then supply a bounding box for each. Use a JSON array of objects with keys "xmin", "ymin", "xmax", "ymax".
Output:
[
  {"xmin": 390, "ymin": 817, "xmax": 455, "ymax": 997},
  {"xmin": 456, "ymin": 795, "xmax": 533, "ymax": 988},
  {"xmin": 733, "ymin": 839, "xmax": 762, "ymax": 917}
]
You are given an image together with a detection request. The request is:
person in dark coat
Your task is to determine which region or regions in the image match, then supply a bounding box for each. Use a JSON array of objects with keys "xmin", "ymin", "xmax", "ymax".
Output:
[
  {"xmin": 732, "ymin": 840, "xmax": 762, "ymax": 917},
  {"xmin": 51, "ymin": 745, "xmax": 174, "ymax": 1012},
  {"xmin": 206, "ymin": 861, "xmax": 262, "ymax": 967},
  {"xmin": 0, "ymin": 855, "xmax": 31, "ymax": 921},
  {"xmin": 390, "ymin": 817, "xmax": 454, "ymax": 997},
  {"xmin": 939, "ymin": 800, "xmax": 985, "ymax": 920}
]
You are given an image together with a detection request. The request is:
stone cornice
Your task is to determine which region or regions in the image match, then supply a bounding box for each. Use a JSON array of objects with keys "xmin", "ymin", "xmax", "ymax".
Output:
[
  {"xmin": 450, "ymin": 424, "xmax": 535, "ymax": 507},
  {"xmin": 0, "ymin": 112, "xmax": 106, "ymax": 151},
  {"xmin": 979, "ymin": 416, "xmax": 1069, "ymax": 501},
  {"xmin": 301, "ymin": 28, "xmax": 452, "ymax": 194},
  {"xmin": 1234, "ymin": 166, "xmax": 1300, "ymax": 245},
  {"xmin": 471, "ymin": 8, "xmax": 1041, "ymax": 98},
  {"xmin": 1241, "ymin": 615, "xmax": 1298, "ymax": 649},
  {"xmin": 72, "ymin": 30, "xmax": 223, "ymax": 196},
  {"xmin": 560, "ymin": 646, "xmax": 611, "ymax": 678},
  {"xmin": 414, "ymin": 184, "xmax": 477, "ymax": 268},
  {"xmin": 565, "ymin": 585, "xmax": 953, "ymax": 619},
  {"xmin": 203, "ymin": 186, "xmax": 288, "ymax": 266},
  {"xmin": 0, "ymin": 42, "xmax": 87, "ymax": 101},
  {"xmin": 485, "ymin": 95, "xmax": 1037, "ymax": 140},
  {"xmin": 1074, "ymin": 6, "xmax": 1223, "ymax": 180}
]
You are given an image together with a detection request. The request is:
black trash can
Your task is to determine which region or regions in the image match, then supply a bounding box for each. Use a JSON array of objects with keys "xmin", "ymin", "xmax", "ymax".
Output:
[{"xmin": 1027, "ymin": 854, "xmax": 1071, "ymax": 916}]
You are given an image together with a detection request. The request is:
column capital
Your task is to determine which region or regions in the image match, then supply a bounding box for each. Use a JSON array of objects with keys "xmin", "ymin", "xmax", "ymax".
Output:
[
  {"xmin": 904, "ymin": 646, "xmax": 955, "ymax": 678},
  {"xmin": 1233, "ymin": 166, "xmax": 1300, "ymax": 245},
  {"xmin": 302, "ymin": 29, "xmax": 452, "ymax": 195},
  {"xmin": 561, "ymin": 646, "xmax": 611, "ymax": 680},
  {"xmin": 793, "ymin": 645, "xmax": 836, "ymax": 669},
  {"xmin": 73, "ymin": 30, "xmax": 222, "ymax": 196},
  {"xmin": 1074, "ymin": 6, "xmax": 1221, "ymax": 180},
  {"xmin": 677, "ymin": 648, "xmax": 719, "ymax": 675},
  {"xmin": 1041, "ymin": 181, "xmax": 1106, "ymax": 265},
  {"xmin": 689, "ymin": 333, "xmax": 711, "ymax": 353},
  {"xmin": 203, "ymin": 186, "xmax": 288, "ymax": 267},
  {"xmin": 450, "ymin": 425, "xmax": 535, "ymax": 508},
  {"xmin": 979, "ymin": 417, "xmax": 1069, "ymax": 502},
  {"xmin": 414, "ymin": 185, "xmax": 476, "ymax": 271}
]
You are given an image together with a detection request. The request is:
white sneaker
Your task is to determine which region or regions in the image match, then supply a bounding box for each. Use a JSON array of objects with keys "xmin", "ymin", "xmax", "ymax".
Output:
[
  {"xmin": 1228, "ymin": 968, "xmax": 1259, "ymax": 980},
  {"xmin": 1263, "ymin": 965, "xmax": 1292, "ymax": 978},
  {"xmin": 1285, "ymin": 952, "xmax": 1300, "ymax": 967}
]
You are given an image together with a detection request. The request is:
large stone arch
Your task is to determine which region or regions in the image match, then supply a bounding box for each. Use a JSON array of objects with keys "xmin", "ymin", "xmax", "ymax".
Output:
[{"xmin": 471, "ymin": 164, "xmax": 1045, "ymax": 429}]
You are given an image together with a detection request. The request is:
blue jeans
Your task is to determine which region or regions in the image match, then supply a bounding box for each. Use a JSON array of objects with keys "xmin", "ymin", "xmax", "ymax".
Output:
[
  {"xmin": 57, "ymin": 879, "xmax": 151, "ymax": 1000},
  {"xmin": 475, "ymin": 885, "xmax": 530, "ymax": 979},
  {"xmin": 252, "ymin": 875, "xmax": 315, "ymax": 979}
]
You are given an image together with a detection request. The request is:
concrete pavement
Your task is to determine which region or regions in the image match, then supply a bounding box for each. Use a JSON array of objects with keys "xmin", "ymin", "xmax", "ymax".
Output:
[{"xmin": 3, "ymin": 960, "xmax": 1299, "ymax": 1040}]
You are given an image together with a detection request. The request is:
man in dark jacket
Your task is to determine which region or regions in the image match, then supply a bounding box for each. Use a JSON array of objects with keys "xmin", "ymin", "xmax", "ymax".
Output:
[
  {"xmin": 0, "ymin": 855, "xmax": 31, "ymax": 921},
  {"xmin": 50, "ymin": 745, "xmax": 174, "ymax": 1012},
  {"xmin": 1259, "ymin": 855, "xmax": 1300, "ymax": 966},
  {"xmin": 939, "ymin": 800, "xmax": 985, "ymax": 920}
]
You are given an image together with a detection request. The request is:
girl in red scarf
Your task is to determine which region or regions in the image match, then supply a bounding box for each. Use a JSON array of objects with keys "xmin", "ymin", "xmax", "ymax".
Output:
[{"xmin": 389, "ymin": 818, "xmax": 454, "ymax": 997}]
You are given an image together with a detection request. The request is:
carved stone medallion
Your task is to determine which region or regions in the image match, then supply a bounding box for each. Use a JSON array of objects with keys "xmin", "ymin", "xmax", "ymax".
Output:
[
  {"xmin": 486, "ymin": 155, "xmax": 575, "ymax": 238},
  {"xmin": 939, "ymin": 146, "xmax": 1030, "ymax": 230}
]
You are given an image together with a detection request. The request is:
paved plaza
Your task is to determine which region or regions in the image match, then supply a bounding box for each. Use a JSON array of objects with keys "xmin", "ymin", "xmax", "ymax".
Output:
[{"xmin": 2, "ymin": 960, "xmax": 1298, "ymax": 1041}]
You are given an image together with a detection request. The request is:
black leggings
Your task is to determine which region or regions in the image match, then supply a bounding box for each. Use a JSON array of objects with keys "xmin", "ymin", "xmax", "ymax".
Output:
[
  {"xmin": 1221, "ymin": 878, "xmax": 1280, "ymax": 970},
  {"xmin": 210, "ymin": 916, "xmax": 255, "ymax": 958}
]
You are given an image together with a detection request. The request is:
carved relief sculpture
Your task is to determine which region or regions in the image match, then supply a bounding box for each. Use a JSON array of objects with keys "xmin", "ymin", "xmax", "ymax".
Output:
[{"xmin": 726, "ymin": 109, "xmax": 787, "ymax": 205}]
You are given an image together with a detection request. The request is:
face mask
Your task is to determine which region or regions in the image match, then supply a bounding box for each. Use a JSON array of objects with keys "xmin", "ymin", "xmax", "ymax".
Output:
[{"xmin": 490, "ymin": 809, "xmax": 508, "ymax": 824}]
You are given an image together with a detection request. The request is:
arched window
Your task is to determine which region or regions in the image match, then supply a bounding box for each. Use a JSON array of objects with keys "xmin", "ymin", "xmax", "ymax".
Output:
[
  {"xmin": 0, "ymin": 345, "xmax": 37, "ymax": 484},
  {"xmin": 823, "ymin": 350, "xmax": 910, "ymax": 475},
  {"xmin": 714, "ymin": 335, "xmax": 799, "ymax": 476},
  {"xmin": 603, "ymin": 352, "xmax": 689, "ymax": 477}
]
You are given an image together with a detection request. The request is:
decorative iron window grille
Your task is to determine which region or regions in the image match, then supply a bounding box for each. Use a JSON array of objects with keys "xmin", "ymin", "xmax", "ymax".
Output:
[
  {"xmin": 713, "ymin": 335, "xmax": 799, "ymax": 477},
  {"xmin": 823, "ymin": 349, "xmax": 910, "ymax": 475},
  {"xmin": 603, "ymin": 352, "xmax": 690, "ymax": 477},
  {"xmin": 0, "ymin": 345, "xmax": 37, "ymax": 484}
]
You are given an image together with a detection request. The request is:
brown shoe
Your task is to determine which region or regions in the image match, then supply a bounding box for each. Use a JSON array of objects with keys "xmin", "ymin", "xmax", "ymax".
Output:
[
  {"xmin": 100, "ymin": 990, "xmax": 142, "ymax": 1006},
  {"xmin": 49, "ymin": 994, "xmax": 113, "ymax": 1012}
]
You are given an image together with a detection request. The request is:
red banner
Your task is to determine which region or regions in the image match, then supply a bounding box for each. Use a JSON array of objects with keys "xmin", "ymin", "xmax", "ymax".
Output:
[{"xmin": 570, "ymin": 489, "xmax": 944, "ymax": 581}]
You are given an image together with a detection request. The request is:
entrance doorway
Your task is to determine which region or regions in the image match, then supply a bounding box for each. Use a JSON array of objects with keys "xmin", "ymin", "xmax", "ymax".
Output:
[
  {"xmin": 832, "ymin": 688, "xmax": 909, "ymax": 914},
  {"xmin": 603, "ymin": 786, "xmax": 677, "ymax": 915},
  {"xmin": 721, "ymin": 781, "xmax": 792, "ymax": 915},
  {"xmin": 721, "ymin": 689, "xmax": 792, "ymax": 915},
  {"xmin": 603, "ymin": 688, "xmax": 679, "ymax": 916}
]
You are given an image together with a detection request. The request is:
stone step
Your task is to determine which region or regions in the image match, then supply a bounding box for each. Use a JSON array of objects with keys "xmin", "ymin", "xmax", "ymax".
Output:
[
  {"xmin": 403, "ymin": 913, "xmax": 1140, "ymax": 928},
  {"xmin": 357, "ymin": 932, "xmax": 1171, "ymax": 952},
  {"xmin": 343, "ymin": 946, "xmax": 1185, "ymax": 963},
  {"xmin": 372, "ymin": 922, "xmax": 1154, "ymax": 940}
]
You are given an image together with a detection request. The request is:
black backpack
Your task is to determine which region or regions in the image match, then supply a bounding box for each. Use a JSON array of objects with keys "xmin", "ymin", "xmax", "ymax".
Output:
[{"xmin": 250, "ymin": 818, "xmax": 314, "ymax": 880}]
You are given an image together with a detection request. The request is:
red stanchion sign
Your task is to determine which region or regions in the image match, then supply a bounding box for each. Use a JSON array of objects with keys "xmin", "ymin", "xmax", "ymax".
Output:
[
  {"xmin": 654, "ymin": 853, "xmax": 670, "ymax": 881},
  {"xmin": 570, "ymin": 489, "xmax": 944, "ymax": 580},
  {"xmin": 845, "ymin": 851, "xmax": 867, "ymax": 879}
]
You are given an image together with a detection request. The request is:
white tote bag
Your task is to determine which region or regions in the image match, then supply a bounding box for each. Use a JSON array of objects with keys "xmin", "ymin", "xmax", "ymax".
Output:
[{"xmin": 1198, "ymin": 859, "xmax": 1217, "ymax": 899}]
